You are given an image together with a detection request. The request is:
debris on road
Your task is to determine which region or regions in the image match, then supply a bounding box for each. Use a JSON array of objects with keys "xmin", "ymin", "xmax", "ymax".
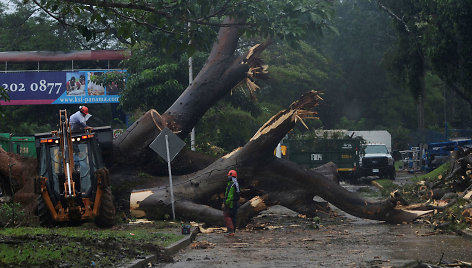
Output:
[
  {"xmin": 391, "ymin": 148, "xmax": 472, "ymax": 233},
  {"xmin": 190, "ymin": 241, "xmax": 215, "ymax": 249}
]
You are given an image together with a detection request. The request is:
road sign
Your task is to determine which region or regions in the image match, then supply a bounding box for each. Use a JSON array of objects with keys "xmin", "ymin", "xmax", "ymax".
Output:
[
  {"xmin": 149, "ymin": 127, "xmax": 186, "ymax": 221},
  {"xmin": 149, "ymin": 127, "xmax": 185, "ymax": 162}
]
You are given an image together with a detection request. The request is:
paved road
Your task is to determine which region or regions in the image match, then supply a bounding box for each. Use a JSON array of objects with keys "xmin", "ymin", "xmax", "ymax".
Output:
[{"xmin": 156, "ymin": 203, "xmax": 472, "ymax": 268}]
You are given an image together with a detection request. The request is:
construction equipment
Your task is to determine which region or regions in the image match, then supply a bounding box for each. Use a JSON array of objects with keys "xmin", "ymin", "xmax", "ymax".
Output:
[
  {"xmin": 34, "ymin": 110, "xmax": 115, "ymax": 227},
  {"xmin": 423, "ymin": 139, "xmax": 472, "ymax": 172},
  {"xmin": 399, "ymin": 147, "xmax": 422, "ymax": 173}
]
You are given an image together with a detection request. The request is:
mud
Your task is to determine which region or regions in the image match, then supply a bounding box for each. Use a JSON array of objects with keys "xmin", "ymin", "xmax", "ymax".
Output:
[{"xmin": 157, "ymin": 185, "xmax": 472, "ymax": 267}]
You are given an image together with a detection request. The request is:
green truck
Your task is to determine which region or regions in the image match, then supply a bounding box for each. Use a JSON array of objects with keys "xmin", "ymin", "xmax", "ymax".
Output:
[
  {"xmin": 283, "ymin": 138, "xmax": 363, "ymax": 181},
  {"xmin": 0, "ymin": 133, "xmax": 36, "ymax": 158}
]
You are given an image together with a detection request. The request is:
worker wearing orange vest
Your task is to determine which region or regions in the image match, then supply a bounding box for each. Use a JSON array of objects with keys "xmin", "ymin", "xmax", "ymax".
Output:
[{"xmin": 223, "ymin": 170, "xmax": 240, "ymax": 237}]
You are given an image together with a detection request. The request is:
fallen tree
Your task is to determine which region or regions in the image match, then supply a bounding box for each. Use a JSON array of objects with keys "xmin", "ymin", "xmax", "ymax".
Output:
[
  {"xmin": 1, "ymin": 17, "xmax": 429, "ymax": 226},
  {"xmin": 128, "ymin": 91, "xmax": 426, "ymax": 225}
]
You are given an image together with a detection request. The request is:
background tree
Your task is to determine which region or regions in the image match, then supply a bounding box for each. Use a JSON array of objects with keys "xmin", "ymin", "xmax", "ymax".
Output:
[
  {"xmin": 377, "ymin": 0, "xmax": 472, "ymax": 132},
  {"xmin": 312, "ymin": 0, "xmax": 464, "ymax": 149}
]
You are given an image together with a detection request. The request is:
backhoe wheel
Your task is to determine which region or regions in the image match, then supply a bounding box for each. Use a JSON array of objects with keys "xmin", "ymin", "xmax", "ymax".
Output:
[
  {"xmin": 94, "ymin": 187, "xmax": 116, "ymax": 228},
  {"xmin": 37, "ymin": 195, "xmax": 53, "ymax": 226}
]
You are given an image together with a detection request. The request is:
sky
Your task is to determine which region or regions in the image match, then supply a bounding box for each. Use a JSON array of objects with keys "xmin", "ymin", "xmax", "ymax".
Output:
[{"xmin": 0, "ymin": 0, "xmax": 16, "ymax": 13}]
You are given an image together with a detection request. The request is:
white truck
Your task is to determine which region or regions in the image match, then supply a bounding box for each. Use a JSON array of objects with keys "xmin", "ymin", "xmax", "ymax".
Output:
[
  {"xmin": 347, "ymin": 131, "xmax": 395, "ymax": 179},
  {"xmin": 347, "ymin": 130, "xmax": 392, "ymax": 152},
  {"xmin": 358, "ymin": 143, "xmax": 396, "ymax": 180}
]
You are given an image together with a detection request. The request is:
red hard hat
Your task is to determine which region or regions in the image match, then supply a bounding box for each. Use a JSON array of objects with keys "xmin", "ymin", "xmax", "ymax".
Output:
[
  {"xmin": 80, "ymin": 106, "xmax": 89, "ymax": 115},
  {"xmin": 228, "ymin": 170, "xmax": 237, "ymax": 177}
]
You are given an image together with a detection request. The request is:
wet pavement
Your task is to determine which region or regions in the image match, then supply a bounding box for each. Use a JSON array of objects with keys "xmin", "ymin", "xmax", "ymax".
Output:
[
  {"xmin": 156, "ymin": 173, "xmax": 472, "ymax": 268},
  {"xmin": 156, "ymin": 214, "xmax": 472, "ymax": 267}
]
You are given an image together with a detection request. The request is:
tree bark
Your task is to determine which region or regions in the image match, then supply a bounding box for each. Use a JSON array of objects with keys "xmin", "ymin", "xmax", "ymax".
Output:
[
  {"xmin": 129, "ymin": 91, "xmax": 423, "ymax": 225},
  {"xmin": 0, "ymin": 148, "xmax": 38, "ymax": 211},
  {"xmin": 113, "ymin": 17, "xmax": 269, "ymax": 163}
]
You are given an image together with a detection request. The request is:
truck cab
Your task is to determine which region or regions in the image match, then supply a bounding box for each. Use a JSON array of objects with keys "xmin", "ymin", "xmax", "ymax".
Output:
[{"xmin": 359, "ymin": 144, "xmax": 395, "ymax": 180}]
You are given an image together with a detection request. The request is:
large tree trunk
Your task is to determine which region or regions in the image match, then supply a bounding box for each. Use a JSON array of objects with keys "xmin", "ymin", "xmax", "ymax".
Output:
[
  {"xmin": 129, "ymin": 92, "xmax": 424, "ymax": 225},
  {"xmin": 113, "ymin": 17, "xmax": 269, "ymax": 163}
]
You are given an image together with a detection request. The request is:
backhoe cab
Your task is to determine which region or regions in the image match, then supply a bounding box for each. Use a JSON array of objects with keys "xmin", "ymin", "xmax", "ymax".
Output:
[{"xmin": 35, "ymin": 110, "xmax": 115, "ymax": 227}]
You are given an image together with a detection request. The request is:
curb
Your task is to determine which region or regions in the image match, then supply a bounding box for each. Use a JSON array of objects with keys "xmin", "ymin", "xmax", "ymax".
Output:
[
  {"xmin": 458, "ymin": 228, "xmax": 472, "ymax": 238},
  {"xmin": 123, "ymin": 227, "xmax": 199, "ymax": 268}
]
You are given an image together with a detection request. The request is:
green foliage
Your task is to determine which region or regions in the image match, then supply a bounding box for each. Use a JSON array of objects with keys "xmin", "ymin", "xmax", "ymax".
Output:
[
  {"xmin": 0, "ymin": 1, "xmax": 112, "ymax": 53},
  {"xmin": 389, "ymin": 125, "xmax": 411, "ymax": 151},
  {"xmin": 439, "ymin": 199, "xmax": 469, "ymax": 232},
  {"xmin": 382, "ymin": 10, "xmax": 425, "ymax": 102},
  {"xmin": 0, "ymin": 86, "xmax": 9, "ymax": 118},
  {"xmin": 32, "ymin": 0, "xmax": 334, "ymax": 53},
  {"xmin": 0, "ymin": 86, "xmax": 9, "ymax": 102},
  {"xmin": 0, "ymin": 202, "xmax": 27, "ymax": 227},
  {"xmin": 196, "ymin": 105, "xmax": 262, "ymax": 154},
  {"xmin": 310, "ymin": 0, "xmax": 463, "ymax": 149},
  {"xmin": 289, "ymin": 129, "xmax": 354, "ymax": 141},
  {"xmin": 335, "ymin": 116, "xmax": 367, "ymax": 130},
  {"xmin": 318, "ymin": 0, "xmax": 399, "ymax": 130},
  {"xmin": 418, "ymin": 1, "xmax": 472, "ymax": 103},
  {"xmin": 119, "ymin": 45, "xmax": 189, "ymax": 114},
  {"xmin": 380, "ymin": 0, "xmax": 472, "ymax": 129},
  {"xmin": 241, "ymin": 0, "xmax": 335, "ymax": 45},
  {"xmin": 259, "ymin": 41, "xmax": 334, "ymax": 108},
  {"xmin": 18, "ymin": 0, "xmax": 336, "ymax": 154}
]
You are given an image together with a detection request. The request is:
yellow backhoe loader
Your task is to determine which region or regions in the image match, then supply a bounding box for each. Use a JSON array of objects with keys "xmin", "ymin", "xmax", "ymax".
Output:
[{"xmin": 35, "ymin": 110, "xmax": 115, "ymax": 227}]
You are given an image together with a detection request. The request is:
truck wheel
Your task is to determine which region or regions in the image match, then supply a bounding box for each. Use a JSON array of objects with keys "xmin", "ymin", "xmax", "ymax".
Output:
[
  {"xmin": 37, "ymin": 195, "xmax": 53, "ymax": 226},
  {"xmin": 389, "ymin": 169, "xmax": 396, "ymax": 180},
  {"xmin": 94, "ymin": 187, "xmax": 116, "ymax": 228}
]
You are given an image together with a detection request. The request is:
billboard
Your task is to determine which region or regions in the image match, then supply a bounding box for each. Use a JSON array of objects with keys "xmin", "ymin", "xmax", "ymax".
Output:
[{"xmin": 0, "ymin": 70, "xmax": 126, "ymax": 105}]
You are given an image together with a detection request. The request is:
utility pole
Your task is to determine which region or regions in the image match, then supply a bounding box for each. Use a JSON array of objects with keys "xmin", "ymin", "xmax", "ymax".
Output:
[
  {"xmin": 189, "ymin": 22, "xmax": 196, "ymax": 151},
  {"xmin": 443, "ymin": 86, "xmax": 448, "ymax": 141}
]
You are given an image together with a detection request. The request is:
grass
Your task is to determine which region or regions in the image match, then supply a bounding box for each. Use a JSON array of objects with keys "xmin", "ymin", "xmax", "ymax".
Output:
[
  {"xmin": 394, "ymin": 160, "xmax": 403, "ymax": 171},
  {"xmin": 0, "ymin": 223, "xmax": 185, "ymax": 267},
  {"xmin": 0, "ymin": 225, "xmax": 182, "ymax": 247},
  {"xmin": 410, "ymin": 162, "xmax": 450, "ymax": 182}
]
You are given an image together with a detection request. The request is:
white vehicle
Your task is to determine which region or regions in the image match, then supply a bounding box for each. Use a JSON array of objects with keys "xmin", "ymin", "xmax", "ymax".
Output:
[
  {"xmin": 348, "ymin": 130, "xmax": 392, "ymax": 152},
  {"xmin": 359, "ymin": 144, "xmax": 396, "ymax": 180}
]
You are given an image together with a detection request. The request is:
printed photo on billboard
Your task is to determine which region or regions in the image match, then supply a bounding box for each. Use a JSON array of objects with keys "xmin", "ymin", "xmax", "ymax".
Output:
[
  {"xmin": 66, "ymin": 72, "xmax": 86, "ymax": 96},
  {"xmin": 88, "ymin": 72, "xmax": 105, "ymax": 96}
]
